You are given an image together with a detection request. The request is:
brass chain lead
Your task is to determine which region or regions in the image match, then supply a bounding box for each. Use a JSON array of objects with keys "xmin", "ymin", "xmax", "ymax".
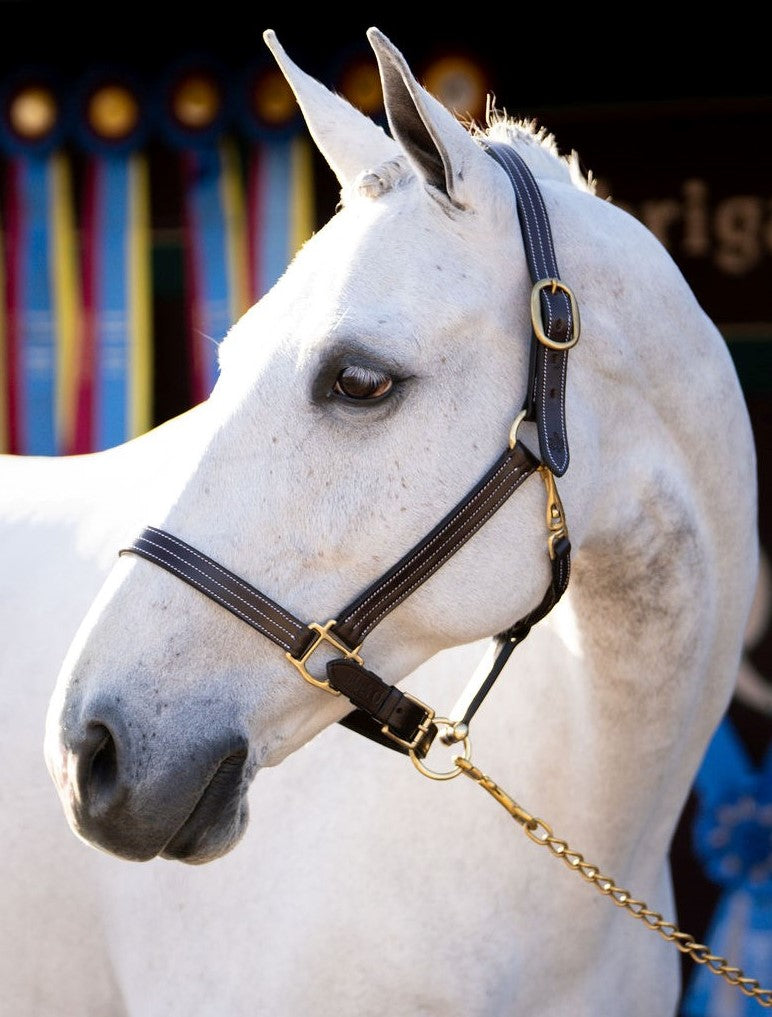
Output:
[{"xmin": 455, "ymin": 757, "xmax": 772, "ymax": 1009}]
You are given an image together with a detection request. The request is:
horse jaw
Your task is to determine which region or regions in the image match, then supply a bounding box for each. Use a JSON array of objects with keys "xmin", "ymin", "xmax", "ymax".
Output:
[{"xmin": 263, "ymin": 29, "xmax": 399, "ymax": 189}]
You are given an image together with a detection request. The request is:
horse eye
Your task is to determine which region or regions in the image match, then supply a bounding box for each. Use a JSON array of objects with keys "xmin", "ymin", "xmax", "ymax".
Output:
[{"xmin": 332, "ymin": 365, "xmax": 394, "ymax": 402}]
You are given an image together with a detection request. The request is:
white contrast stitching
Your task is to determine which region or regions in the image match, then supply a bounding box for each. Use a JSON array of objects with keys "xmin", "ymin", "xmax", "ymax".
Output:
[
  {"xmin": 493, "ymin": 147, "xmax": 547, "ymax": 277},
  {"xmin": 133, "ymin": 536, "xmax": 299, "ymax": 646},
  {"xmin": 144, "ymin": 528, "xmax": 303, "ymax": 632},
  {"xmin": 358, "ymin": 467, "xmax": 532, "ymax": 638},
  {"xmin": 344, "ymin": 456, "xmax": 520, "ymax": 626},
  {"xmin": 540, "ymin": 345, "xmax": 569, "ymax": 473},
  {"xmin": 495, "ymin": 145, "xmax": 570, "ymax": 472}
]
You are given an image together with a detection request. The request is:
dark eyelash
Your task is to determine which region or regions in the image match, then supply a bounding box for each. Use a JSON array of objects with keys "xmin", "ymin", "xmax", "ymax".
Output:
[{"xmin": 332, "ymin": 365, "xmax": 394, "ymax": 402}]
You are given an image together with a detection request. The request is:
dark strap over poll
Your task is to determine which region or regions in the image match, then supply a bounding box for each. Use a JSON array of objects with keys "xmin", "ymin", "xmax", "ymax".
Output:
[{"xmin": 485, "ymin": 141, "xmax": 578, "ymax": 478}]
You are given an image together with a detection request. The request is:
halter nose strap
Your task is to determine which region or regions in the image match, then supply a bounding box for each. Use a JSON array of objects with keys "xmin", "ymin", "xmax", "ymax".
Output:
[{"xmin": 121, "ymin": 442, "xmax": 571, "ymax": 757}]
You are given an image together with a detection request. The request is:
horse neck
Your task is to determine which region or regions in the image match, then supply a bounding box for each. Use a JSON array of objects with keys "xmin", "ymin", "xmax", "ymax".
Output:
[
  {"xmin": 518, "ymin": 492, "xmax": 747, "ymax": 894},
  {"xmin": 484, "ymin": 120, "xmax": 588, "ymax": 190},
  {"xmin": 494, "ymin": 576, "xmax": 705, "ymax": 893},
  {"xmin": 492, "ymin": 378, "xmax": 753, "ymax": 889}
]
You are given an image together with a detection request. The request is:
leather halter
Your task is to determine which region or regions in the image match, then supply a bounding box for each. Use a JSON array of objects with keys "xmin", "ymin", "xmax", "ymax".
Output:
[{"xmin": 120, "ymin": 143, "xmax": 578, "ymax": 761}]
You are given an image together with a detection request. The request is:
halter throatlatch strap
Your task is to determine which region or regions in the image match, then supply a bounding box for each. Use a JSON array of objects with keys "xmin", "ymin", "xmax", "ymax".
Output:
[
  {"xmin": 485, "ymin": 142, "xmax": 579, "ymax": 478},
  {"xmin": 448, "ymin": 524, "xmax": 571, "ymax": 731}
]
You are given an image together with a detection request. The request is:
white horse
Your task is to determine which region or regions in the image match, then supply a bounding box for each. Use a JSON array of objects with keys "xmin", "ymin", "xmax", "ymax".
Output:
[{"xmin": 9, "ymin": 27, "xmax": 761, "ymax": 1017}]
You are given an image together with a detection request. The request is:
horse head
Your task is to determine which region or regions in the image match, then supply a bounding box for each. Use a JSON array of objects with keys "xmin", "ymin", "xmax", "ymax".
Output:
[{"xmin": 44, "ymin": 28, "xmax": 756, "ymax": 879}]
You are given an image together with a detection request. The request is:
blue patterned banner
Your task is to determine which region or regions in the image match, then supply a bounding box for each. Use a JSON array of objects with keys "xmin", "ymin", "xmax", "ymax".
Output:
[
  {"xmin": 73, "ymin": 73, "xmax": 151, "ymax": 452},
  {"xmin": 683, "ymin": 716, "xmax": 772, "ymax": 1015},
  {"xmin": 0, "ymin": 77, "xmax": 77, "ymax": 454},
  {"xmin": 159, "ymin": 60, "xmax": 248, "ymax": 404}
]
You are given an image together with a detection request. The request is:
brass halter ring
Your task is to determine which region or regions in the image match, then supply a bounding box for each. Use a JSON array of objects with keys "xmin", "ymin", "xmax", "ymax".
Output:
[{"xmin": 409, "ymin": 718, "xmax": 472, "ymax": 780}]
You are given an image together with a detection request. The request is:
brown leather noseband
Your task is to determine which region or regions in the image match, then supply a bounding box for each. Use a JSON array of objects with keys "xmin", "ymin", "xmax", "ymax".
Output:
[{"xmin": 120, "ymin": 143, "xmax": 579, "ymax": 760}]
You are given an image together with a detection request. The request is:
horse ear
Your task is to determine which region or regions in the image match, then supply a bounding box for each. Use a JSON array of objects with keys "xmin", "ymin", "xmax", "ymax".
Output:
[
  {"xmin": 263, "ymin": 30, "xmax": 400, "ymax": 190},
  {"xmin": 367, "ymin": 27, "xmax": 499, "ymax": 208}
]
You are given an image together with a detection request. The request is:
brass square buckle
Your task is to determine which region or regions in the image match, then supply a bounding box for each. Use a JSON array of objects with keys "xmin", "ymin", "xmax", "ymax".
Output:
[
  {"xmin": 285, "ymin": 619, "xmax": 363, "ymax": 695},
  {"xmin": 530, "ymin": 278, "xmax": 580, "ymax": 350},
  {"xmin": 381, "ymin": 694, "xmax": 437, "ymax": 757}
]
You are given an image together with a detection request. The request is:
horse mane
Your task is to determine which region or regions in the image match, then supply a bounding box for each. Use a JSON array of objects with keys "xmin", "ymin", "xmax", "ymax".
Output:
[
  {"xmin": 477, "ymin": 107, "xmax": 598, "ymax": 195},
  {"xmin": 351, "ymin": 107, "xmax": 597, "ymax": 202}
]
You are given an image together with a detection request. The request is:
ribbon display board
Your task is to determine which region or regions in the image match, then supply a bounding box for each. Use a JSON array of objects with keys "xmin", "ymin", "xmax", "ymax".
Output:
[
  {"xmin": 0, "ymin": 51, "xmax": 482, "ymax": 453},
  {"xmin": 0, "ymin": 56, "xmax": 319, "ymax": 449}
]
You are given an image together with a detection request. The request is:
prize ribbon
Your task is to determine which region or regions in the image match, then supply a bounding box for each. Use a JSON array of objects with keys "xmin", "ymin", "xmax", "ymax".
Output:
[
  {"xmin": 0, "ymin": 75, "xmax": 78, "ymax": 454},
  {"xmin": 682, "ymin": 716, "xmax": 772, "ymax": 1015},
  {"xmin": 160, "ymin": 60, "xmax": 249, "ymax": 405},
  {"xmin": 238, "ymin": 62, "xmax": 314, "ymax": 301},
  {"xmin": 73, "ymin": 72, "xmax": 151, "ymax": 452}
]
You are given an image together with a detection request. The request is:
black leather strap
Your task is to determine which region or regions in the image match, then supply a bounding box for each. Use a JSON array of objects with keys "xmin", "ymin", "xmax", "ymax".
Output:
[
  {"xmin": 449, "ymin": 533, "xmax": 571, "ymax": 729},
  {"xmin": 327, "ymin": 658, "xmax": 438, "ymax": 758},
  {"xmin": 119, "ymin": 527, "xmax": 315, "ymax": 659},
  {"xmin": 485, "ymin": 142, "xmax": 576, "ymax": 477},
  {"xmin": 120, "ymin": 442, "xmax": 540, "ymax": 756},
  {"xmin": 335, "ymin": 441, "xmax": 539, "ymax": 648}
]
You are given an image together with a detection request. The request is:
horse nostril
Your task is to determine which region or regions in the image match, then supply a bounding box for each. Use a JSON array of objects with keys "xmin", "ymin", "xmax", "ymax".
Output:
[{"xmin": 77, "ymin": 722, "xmax": 119, "ymax": 807}]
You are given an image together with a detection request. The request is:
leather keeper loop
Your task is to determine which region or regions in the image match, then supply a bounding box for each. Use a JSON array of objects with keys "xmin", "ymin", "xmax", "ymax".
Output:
[{"xmin": 327, "ymin": 658, "xmax": 437, "ymax": 757}]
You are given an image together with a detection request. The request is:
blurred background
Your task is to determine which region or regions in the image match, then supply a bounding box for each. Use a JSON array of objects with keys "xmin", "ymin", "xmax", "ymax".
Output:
[{"xmin": 1, "ymin": 8, "xmax": 769, "ymax": 1013}]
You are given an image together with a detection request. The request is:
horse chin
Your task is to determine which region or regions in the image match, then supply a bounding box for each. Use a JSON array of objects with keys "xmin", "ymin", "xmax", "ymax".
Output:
[{"xmin": 160, "ymin": 754, "xmax": 251, "ymax": 865}]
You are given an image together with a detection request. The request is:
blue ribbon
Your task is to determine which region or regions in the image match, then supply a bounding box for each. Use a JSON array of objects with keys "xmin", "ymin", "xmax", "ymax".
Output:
[
  {"xmin": 184, "ymin": 145, "xmax": 237, "ymax": 399},
  {"xmin": 94, "ymin": 156, "xmax": 131, "ymax": 449},
  {"xmin": 682, "ymin": 716, "xmax": 772, "ymax": 1014},
  {"xmin": 255, "ymin": 138, "xmax": 293, "ymax": 297},
  {"xmin": 17, "ymin": 156, "xmax": 57, "ymax": 453},
  {"xmin": 74, "ymin": 70, "xmax": 150, "ymax": 452},
  {"xmin": 0, "ymin": 72, "xmax": 70, "ymax": 454},
  {"xmin": 157, "ymin": 59, "xmax": 241, "ymax": 403}
]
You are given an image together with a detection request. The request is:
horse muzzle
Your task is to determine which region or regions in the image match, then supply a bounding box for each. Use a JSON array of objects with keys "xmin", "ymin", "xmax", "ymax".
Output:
[{"xmin": 46, "ymin": 698, "xmax": 254, "ymax": 864}]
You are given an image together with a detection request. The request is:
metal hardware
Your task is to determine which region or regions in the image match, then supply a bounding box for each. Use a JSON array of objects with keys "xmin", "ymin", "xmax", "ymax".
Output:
[
  {"xmin": 455, "ymin": 758, "xmax": 539, "ymax": 827},
  {"xmin": 382, "ymin": 694, "xmax": 437, "ymax": 753},
  {"xmin": 285, "ymin": 620, "xmax": 362, "ymax": 694},
  {"xmin": 409, "ymin": 717, "xmax": 471, "ymax": 780},
  {"xmin": 508, "ymin": 409, "xmax": 527, "ymax": 450},
  {"xmin": 455, "ymin": 756, "xmax": 772, "ymax": 1008},
  {"xmin": 440, "ymin": 721, "xmax": 469, "ymax": 746},
  {"xmin": 530, "ymin": 278, "xmax": 580, "ymax": 350},
  {"xmin": 539, "ymin": 465, "xmax": 569, "ymax": 559}
]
